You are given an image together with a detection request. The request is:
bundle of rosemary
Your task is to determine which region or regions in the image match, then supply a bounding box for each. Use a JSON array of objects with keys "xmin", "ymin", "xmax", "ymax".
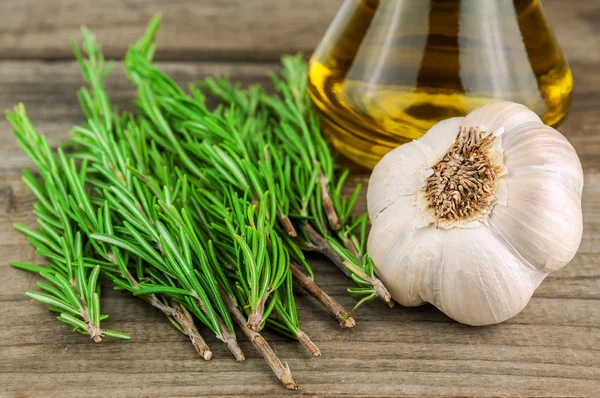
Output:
[
  {"xmin": 125, "ymin": 16, "xmax": 393, "ymax": 313},
  {"xmin": 7, "ymin": 15, "xmax": 394, "ymax": 389},
  {"xmin": 73, "ymin": 28, "xmax": 307, "ymax": 385}
]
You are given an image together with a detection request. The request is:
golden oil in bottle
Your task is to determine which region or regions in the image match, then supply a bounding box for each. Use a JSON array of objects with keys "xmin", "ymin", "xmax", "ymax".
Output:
[{"xmin": 308, "ymin": 0, "xmax": 572, "ymax": 169}]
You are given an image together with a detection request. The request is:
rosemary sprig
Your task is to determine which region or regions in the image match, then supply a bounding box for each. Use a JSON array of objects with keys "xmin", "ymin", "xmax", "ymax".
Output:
[
  {"xmin": 199, "ymin": 76, "xmax": 382, "ymax": 315},
  {"xmin": 196, "ymin": 188, "xmax": 288, "ymax": 330},
  {"xmin": 7, "ymin": 104, "xmax": 130, "ymax": 342},
  {"xmin": 126, "ymin": 66, "xmax": 319, "ymax": 352}
]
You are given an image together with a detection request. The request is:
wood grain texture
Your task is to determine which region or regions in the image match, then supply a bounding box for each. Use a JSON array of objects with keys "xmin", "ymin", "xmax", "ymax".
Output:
[
  {"xmin": 1, "ymin": 1, "xmax": 600, "ymax": 396},
  {"xmin": 0, "ymin": 0, "xmax": 341, "ymax": 62},
  {"xmin": 0, "ymin": 0, "xmax": 598, "ymax": 62}
]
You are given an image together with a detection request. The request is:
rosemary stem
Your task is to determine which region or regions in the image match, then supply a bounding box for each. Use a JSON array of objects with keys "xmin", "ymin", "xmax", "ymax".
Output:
[
  {"xmin": 318, "ymin": 172, "xmax": 340, "ymax": 231},
  {"xmin": 342, "ymin": 260, "xmax": 395, "ymax": 308},
  {"xmin": 205, "ymin": 300, "xmax": 245, "ymax": 362},
  {"xmin": 248, "ymin": 294, "xmax": 269, "ymax": 331},
  {"xmin": 109, "ymin": 248, "xmax": 214, "ymax": 358},
  {"xmin": 218, "ymin": 320, "xmax": 246, "ymax": 362},
  {"xmin": 303, "ymin": 223, "xmax": 395, "ymax": 308},
  {"xmin": 87, "ymin": 327, "xmax": 103, "ymax": 343},
  {"xmin": 290, "ymin": 262, "xmax": 355, "ymax": 328},
  {"xmin": 303, "ymin": 223, "xmax": 351, "ymax": 278},
  {"xmin": 220, "ymin": 288, "xmax": 297, "ymax": 390},
  {"xmin": 146, "ymin": 295, "xmax": 212, "ymax": 360},
  {"xmin": 83, "ymin": 310, "xmax": 103, "ymax": 342},
  {"xmin": 364, "ymin": 274, "xmax": 394, "ymax": 308},
  {"xmin": 342, "ymin": 236, "xmax": 361, "ymax": 261},
  {"xmin": 77, "ymin": 293, "xmax": 103, "ymax": 342},
  {"xmin": 278, "ymin": 214, "xmax": 297, "ymax": 237},
  {"xmin": 296, "ymin": 330, "xmax": 321, "ymax": 357},
  {"xmin": 172, "ymin": 302, "xmax": 213, "ymax": 361}
]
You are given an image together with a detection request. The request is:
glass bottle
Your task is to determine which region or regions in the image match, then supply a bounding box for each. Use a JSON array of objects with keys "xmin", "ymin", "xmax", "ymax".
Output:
[{"xmin": 308, "ymin": 0, "xmax": 572, "ymax": 169}]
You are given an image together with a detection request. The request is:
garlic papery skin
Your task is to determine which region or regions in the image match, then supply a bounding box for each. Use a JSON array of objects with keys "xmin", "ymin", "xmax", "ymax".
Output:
[{"xmin": 367, "ymin": 101, "xmax": 584, "ymax": 326}]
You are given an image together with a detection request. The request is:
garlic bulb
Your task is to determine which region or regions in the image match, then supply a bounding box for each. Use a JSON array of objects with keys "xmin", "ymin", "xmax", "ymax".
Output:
[{"xmin": 367, "ymin": 101, "xmax": 583, "ymax": 326}]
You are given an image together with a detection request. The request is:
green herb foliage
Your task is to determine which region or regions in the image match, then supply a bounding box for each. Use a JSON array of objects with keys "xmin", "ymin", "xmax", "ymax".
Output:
[
  {"xmin": 5, "ymin": 14, "xmax": 396, "ymax": 388},
  {"xmin": 7, "ymin": 103, "xmax": 130, "ymax": 342},
  {"xmin": 124, "ymin": 15, "xmax": 393, "ymax": 312},
  {"xmin": 69, "ymin": 27, "xmax": 245, "ymax": 359}
]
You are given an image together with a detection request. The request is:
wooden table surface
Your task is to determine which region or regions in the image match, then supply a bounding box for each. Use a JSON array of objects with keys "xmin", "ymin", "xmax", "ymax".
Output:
[{"xmin": 1, "ymin": 1, "xmax": 599, "ymax": 397}]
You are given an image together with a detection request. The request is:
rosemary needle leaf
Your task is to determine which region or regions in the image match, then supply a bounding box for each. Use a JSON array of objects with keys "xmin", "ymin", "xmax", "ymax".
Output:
[
  {"xmin": 25, "ymin": 291, "xmax": 79, "ymax": 317},
  {"xmin": 103, "ymin": 329, "xmax": 132, "ymax": 340},
  {"xmin": 37, "ymin": 282, "xmax": 68, "ymax": 301},
  {"xmin": 58, "ymin": 313, "xmax": 89, "ymax": 331},
  {"xmin": 10, "ymin": 262, "xmax": 46, "ymax": 274},
  {"xmin": 132, "ymin": 285, "xmax": 190, "ymax": 297},
  {"xmin": 87, "ymin": 265, "xmax": 101, "ymax": 307}
]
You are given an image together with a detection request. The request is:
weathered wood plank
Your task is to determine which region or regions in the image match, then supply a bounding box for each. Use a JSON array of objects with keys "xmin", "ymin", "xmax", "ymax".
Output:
[
  {"xmin": 0, "ymin": 0, "xmax": 341, "ymax": 62},
  {"xmin": 0, "ymin": 0, "xmax": 596, "ymax": 62},
  {"xmin": 0, "ymin": 266, "xmax": 599, "ymax": 397}
]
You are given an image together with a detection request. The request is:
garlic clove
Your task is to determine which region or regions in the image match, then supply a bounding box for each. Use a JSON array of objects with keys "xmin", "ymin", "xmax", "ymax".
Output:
[
  {"xmin": 432, "ymin": 226, "xmax": 547, "ymax": 326},
  {"xmin": 367, "ymin": 198, "xmax": 435, "ymax": 307},
  {"xmin": 461, "ymin": 101, "xmax": 541, "ymax": 134},
  {"xmin": 487, "ymin": 122, "xmax": 584, "ymax": 272},
  {"xmin": 367, "ymin": 141, "xmax": 427, "ymax": 222},
  {"xmin": 488, "ymin": 185, "xmax": 583, "ymax": 272},
  {"xmin": 502, "ymin": 122, "xmax": 584, "ymax": 193}
]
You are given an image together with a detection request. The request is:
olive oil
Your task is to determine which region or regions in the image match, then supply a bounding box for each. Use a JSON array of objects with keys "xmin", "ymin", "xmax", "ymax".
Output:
[{"xmin": 308, "ymin": 0, "xmax": 572, "ymax": 169}]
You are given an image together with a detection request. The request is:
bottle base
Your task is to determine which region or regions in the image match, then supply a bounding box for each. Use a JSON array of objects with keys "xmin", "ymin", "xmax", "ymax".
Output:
[{"xmin": 320, "ymin": 104, "xmax": 570, "ymax": 171}]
